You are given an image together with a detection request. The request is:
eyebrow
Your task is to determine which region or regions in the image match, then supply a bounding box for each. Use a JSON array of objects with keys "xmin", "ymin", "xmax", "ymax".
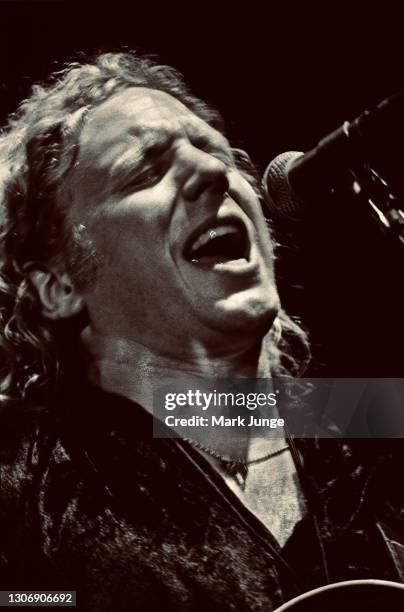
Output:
[
  {"xmin": 108, "ymin": 121, "xmax": 232, "ymax": 187},
  {"xmin": 108, "ymin": 128, "xmax": 176, "ymax": 180}
]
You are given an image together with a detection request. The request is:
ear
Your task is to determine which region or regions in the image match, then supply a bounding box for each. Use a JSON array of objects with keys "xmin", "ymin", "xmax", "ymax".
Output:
[{"xmin": 27, "ymin": 267, "xmax": 84, "ymax": 320}]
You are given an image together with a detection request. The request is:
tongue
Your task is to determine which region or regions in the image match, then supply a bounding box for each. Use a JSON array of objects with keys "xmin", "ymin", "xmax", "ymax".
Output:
[{"xmin": 191, "ymin": 233, "xmax": 246, "ymax": 261}]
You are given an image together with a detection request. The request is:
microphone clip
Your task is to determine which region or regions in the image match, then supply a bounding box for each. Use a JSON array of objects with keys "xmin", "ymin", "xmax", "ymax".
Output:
[{"xmin": 353, "ymin": 165, "xmax": 404, "ymax": 247}]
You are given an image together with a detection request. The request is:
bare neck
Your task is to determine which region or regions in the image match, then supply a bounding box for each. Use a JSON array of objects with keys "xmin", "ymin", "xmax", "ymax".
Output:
[
  {"xmin": 81, "ymin": 327, "xmax": 272, "ymax": 459},
  {"xmin": 84, "ymin": 328, "xmax": 269, "ymax": 396}
]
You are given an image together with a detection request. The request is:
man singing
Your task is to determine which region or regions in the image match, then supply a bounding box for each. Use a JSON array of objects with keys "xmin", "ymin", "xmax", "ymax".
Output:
[{"xmin": 0, "ymin": 52, "xmax": 402, "ymax": 610}]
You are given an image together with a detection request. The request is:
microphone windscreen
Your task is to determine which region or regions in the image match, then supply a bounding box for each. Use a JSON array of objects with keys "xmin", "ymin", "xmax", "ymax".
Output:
[{"xmin": 263, "ymin": 151, "xmax": 303, "ymax": 217}]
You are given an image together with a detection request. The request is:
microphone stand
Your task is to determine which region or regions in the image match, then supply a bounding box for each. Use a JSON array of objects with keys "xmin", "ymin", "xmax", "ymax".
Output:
[{"xmin": 347, "ymin": 164, "xmax": 404, "ymax": 247}]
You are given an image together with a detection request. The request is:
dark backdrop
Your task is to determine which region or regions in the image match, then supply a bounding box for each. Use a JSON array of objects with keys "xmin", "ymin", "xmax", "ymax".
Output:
[{"xmin": 1, "ymin": 1, "xmax": 403, "ymax": 377}]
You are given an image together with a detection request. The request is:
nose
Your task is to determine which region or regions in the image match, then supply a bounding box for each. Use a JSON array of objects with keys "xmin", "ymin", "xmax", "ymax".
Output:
[{"xmin": 181, "ymin": 147, "xmax": 230, "ymax": 202}]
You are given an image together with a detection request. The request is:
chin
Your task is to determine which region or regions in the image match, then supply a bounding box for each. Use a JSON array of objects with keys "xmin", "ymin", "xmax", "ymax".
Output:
[{"xmin": 210, "ymin": 288, "xmax": 280, "ymax": 336}]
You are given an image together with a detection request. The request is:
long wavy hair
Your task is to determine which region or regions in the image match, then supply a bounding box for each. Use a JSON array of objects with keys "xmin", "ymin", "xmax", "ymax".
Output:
[{"xmin": 0, "ymin": 51, "xmax": 309, "ymax": 405}]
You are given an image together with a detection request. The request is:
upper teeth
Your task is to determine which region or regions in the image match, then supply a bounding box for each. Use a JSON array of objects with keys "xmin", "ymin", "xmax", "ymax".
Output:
[{"xmin": 189, "ymin": 224, "xmax": 240, "ymax": 255}]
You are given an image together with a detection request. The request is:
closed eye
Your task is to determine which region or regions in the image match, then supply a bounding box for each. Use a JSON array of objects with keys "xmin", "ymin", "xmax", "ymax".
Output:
[
  {"xmin": 191, "ymin": 137, "xmax": 235, "ymax": 168},
  {"xmin": 212, "ymin": 150, "xmax": 235, "ymax": 167},
  {"xmin": 121, "ymin": 163, "xmax": 168, "ymax": 193}
]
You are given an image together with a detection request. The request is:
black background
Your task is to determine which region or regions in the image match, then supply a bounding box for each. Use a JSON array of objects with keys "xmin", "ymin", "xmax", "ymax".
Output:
[{"xmin": 1, "ymin": 1, "xmax": 403, "ymax": 377}]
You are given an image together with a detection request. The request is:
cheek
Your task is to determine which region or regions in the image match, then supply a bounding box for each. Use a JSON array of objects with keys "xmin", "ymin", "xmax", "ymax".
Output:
[
  {"xmin": 229, "ymin": 174, "xmax": 275, "ymax": 262},
  {"xmin": 230, "ymin": 173, "xmax": 267, "ymax": 226},
  {"xmin": 88, "ymin": 215, "xmax": 175, "ymax": 296}
]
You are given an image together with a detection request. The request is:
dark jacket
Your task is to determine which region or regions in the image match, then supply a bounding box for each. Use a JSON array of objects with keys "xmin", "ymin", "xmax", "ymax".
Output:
[{"xmin": 1, "ymin": 383, "xmax": 403, "ymax": 611}]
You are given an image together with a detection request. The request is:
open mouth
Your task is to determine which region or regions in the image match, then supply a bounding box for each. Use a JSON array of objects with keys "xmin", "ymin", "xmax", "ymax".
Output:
[{"xmin": 183, "ymin": 219, "xmax": 250, "ymax": 265}]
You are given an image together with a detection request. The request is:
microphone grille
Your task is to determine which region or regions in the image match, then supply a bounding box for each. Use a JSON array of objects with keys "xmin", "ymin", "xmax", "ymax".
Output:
[{"xmin": 263, "ymin": 151, "xmax": 303, "ymax": 217}]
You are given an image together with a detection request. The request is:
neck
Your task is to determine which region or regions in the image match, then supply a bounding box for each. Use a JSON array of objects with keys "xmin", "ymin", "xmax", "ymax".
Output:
[
  {"xmin": 83, "ymin": 327, "xmax": 270, "ymax": 399},
  {"xmin": 81, "ymin": 327, "xmax": 273, "ymax": 459}
]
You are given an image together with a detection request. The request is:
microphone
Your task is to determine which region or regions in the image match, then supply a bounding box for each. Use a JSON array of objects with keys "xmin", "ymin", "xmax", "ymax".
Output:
[{"xmin": 263, "ymin": 92, "xmax": 404, "ymax": 217}]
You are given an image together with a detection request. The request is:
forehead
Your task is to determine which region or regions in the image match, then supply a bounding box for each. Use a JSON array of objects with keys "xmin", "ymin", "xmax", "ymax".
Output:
[
  {"xmin": 87, "ymin": 86, "xmax": 199, "ymax": 127},
  {"xmin": 79, "ymin": 87, "xmax": 217, "ymax": 160},
  {"xmin": 72, "ymin": 87, "xmax": 221, "ymax": 203}
]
